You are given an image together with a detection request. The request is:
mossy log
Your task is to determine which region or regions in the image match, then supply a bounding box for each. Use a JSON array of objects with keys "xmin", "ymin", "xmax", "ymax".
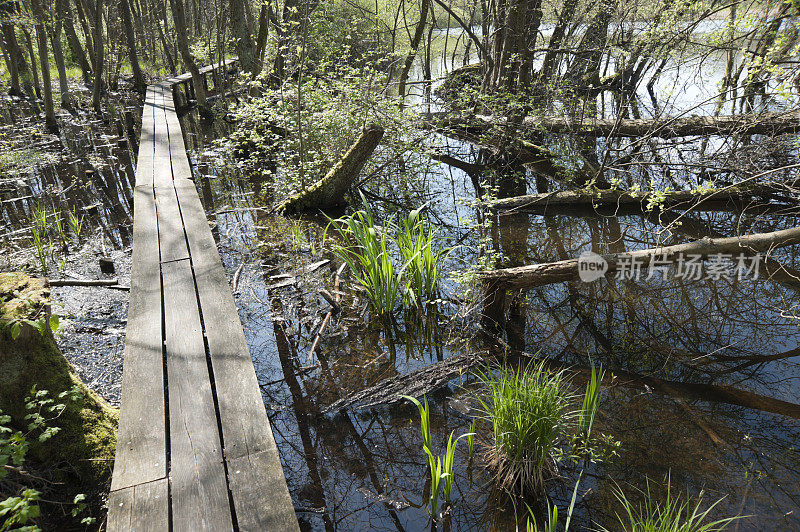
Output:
[
  {"xmin": 278, "ymin": 125, "xmax": 384, "ymax": 215},
  {"xmin": 487, "ymin": 186, "xmax": 787, "ymax": 213},
  {"xmin": 427, "ymin": 110, "xmax": 800, "ymax": 138},
  {"xmin": 0, "ymin": 272, "xmax": 117, "ymax": 486}
]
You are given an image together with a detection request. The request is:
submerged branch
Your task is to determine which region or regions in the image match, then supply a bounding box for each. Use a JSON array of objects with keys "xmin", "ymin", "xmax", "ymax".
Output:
[{"xmin": 324, "ymin": 347, "xmax": 800, "ymax": 420}]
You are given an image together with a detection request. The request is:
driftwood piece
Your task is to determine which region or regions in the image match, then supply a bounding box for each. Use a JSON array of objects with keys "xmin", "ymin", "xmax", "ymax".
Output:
[
  {"xmin": 478, "ymin": 226, "xmax": 800, "ymax": 290},
  {"xmin": 324, "ymin": 352, "xmax": 484, "ymax": 412},
  {"xmin": 427, "ymin": 110, "xmax": 800, "ymax": 138},
  {"xmin": 278, "ymin": 125, "xmax": 384, "ymax": 214}
]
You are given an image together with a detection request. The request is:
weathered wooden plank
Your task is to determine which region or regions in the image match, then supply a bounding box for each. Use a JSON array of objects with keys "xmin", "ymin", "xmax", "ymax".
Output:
[
  {"xmin": 174, "ymin": 181, "xmax": 298, "ymax": 529},
  {"xmin": 153, "ymin": 92, "xmax": 171, "ymax": 169},
  {"xmin": 111, "ymin": 185, "xmax": 166, "ymax": 492},
  {"xmin": 135, "ymin": 91, "xmax": 156, "ymax": 186},
  {"xmin": 155, "ymin": 185, "xmax": 189, "ymax": 263},
  {"xmin": 170, "ymin": 151, "xmax": 193, "ymax": 182},
  {"xmin": 162, "ymin": 259, "xmax": 233, "ymax": 532},
  {"xmin": 166, "ymin": 118, "xmax": 186, "ymax": 161},
  {"xmin": 107, "ymin": 485, "xmax": 133, "ymax": 530},
  {"xmin": 107, "ymin": 479, "xmax": 169, "ymax": 532},
  {"xmin": 172, "ymin": 182, "xmax": 267, "ymax": 458},
  {"xmin": 228, "ymin": 451, "xmax": 300, "ymax": 531}
]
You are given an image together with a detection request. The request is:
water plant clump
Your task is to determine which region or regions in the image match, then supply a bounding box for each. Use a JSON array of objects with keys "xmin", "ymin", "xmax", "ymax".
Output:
[
  {"xmin": 599, "ymin": 475, "xmax": 743, "ymax": 532},
  {"xmin": 396, "ymin": 208, "xmax": 453, "ymax": 307},
  {"xmin": 476, "ymin": 361, "xmax": 604, "ymax": 495},
  {"xmin": 324, "ymin": 207, "xmax": 404, "ymax": 318},
  {"xmin": 325, "ymin": 200, "xmax": 452, "ymax": 317}
]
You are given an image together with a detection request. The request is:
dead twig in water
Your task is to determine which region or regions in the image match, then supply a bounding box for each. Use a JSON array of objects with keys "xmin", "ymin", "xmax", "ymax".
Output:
[
  {"xmin": 232, "ymin": 260, "xmax": 245, "ymax": 294},
  {"xmin": 308, "ymin": 263, "xmax": 346, "ymax": 362}
]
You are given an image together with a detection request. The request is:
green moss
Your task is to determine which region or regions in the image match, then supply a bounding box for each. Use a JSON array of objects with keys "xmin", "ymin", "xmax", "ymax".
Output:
[{"xmin": 0, "ymin": 272, "xmax": 118, "ymax": 487}]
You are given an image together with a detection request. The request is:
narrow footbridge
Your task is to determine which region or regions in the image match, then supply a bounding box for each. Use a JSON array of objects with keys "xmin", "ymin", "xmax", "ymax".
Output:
[{"xmin": 108, "ymin": 64, "xmax": 298, "ymax": 531}]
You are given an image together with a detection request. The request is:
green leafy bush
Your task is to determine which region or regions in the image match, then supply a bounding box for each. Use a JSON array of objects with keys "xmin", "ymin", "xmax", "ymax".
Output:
[{"xmin": 1, "ymin": 388, "xmax": 95, "ymax": 531}]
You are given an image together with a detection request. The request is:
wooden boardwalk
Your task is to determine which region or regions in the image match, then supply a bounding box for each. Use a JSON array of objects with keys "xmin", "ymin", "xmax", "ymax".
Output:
[{"xmin": 107, "ymin": 74, "xmax": 298, "ymax": 531}]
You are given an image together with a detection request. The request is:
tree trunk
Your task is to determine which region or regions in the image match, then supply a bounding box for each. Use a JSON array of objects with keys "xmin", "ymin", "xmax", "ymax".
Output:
[
  {"xmin": 118, "ymin": 0, "xmax": 144, "ymax": 91},
  {"xmin": 157, "ymin": 20, "xmax": 176, "ymax": 74},
  {"xmin": 278, "ymin": 125, "xmax": 384, "ymax": 214},
  {"xmin": 397, "ymin": 0, "xmax": 431, "ymax": 100},
  {"xmin": 91, "ymin": 0, "xmax": 104, "ymax": 113},
  {"xmin": 30, "ymin": 0, "xmax": 57, "ymax": 131},
  {"xmin": 487, "ymin": 186, "xmax": 785, "ymax": 213},
  {"xmin": 0, "ymin": 18, "xmax": 31, "ymax": 96},
  {"xmin": 74, "ymin": 0, "xmax": 96, "ymax": 70},
  {"xmin": 429, "ymin": 110, "xmax": 800, "ymax": 138},
  {"xmin": 56, "ymin": 0, "xmax": 91, "ymax": 84},
  {"xmin": 230, "ymin": 0, "xmax": 255, "ymax": 73},
  {"xmin": 49, "ymin": 15, "xmax": 72, "ymax": 108},
  {"xmin": 269, "ymin": 0, "xmax": 296, "ymax": 85},
  {"xmin": 253, "ymin": 2, "xmax": 270, "ymax": 75},
  {"xmin": 21, "ymin": 28, "xmax": 42, "ymax": 99},
  {"xmin": 169, "ymin": 0, "xmax": 208, "ymax": 110}
]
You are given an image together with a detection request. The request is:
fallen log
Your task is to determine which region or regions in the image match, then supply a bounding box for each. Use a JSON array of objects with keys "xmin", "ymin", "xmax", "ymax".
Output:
[
  {"xmin": 277, "ymin": 125, "xmax": 384, "ymax": 214},
  {"xmin": 430, "ymin": 124, "xmax": 601, "ymax": 187},
  {"xmin": 49, "ymin": 277, "xmax": 119, "ymax": 287},
  {"xmin": 324, "ymin": 347, "xmax": 800, "ymax": 419},
  {"xmin": 477, "ymin": 225, "xmax": 800, "ymax": 290},
  {"xmin": 487, "ymin": 187, "xmax": 787, "ymax": 214},
  {"xmin": 427, "ymin": 109, "xmax": 800, "ymax": 138}
]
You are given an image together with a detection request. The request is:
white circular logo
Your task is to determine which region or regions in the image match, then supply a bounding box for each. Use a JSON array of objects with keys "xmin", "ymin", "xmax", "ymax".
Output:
[{"xmin": 578, "ymin": 251, "xmax": 608, "ymax": 282}]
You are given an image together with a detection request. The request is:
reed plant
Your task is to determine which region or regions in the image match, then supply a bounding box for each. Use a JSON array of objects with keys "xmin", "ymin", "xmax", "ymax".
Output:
[
  {"xmin": 404, "ymin": 395, "xmax": 432, "ymax": 452},
  {"xmin": 576, "ymin": 363, "xmax": 603, "ymax": 444},
  {"xmin": 467, "ymin": 418, "xmax": 477, "ymax": 458},
  {"xmin": 396, "ymin": 208, "xmax": 451, "ymax": 307},
  {"xmin": 325, "ymin": 208, "xmax": 405, "ymax": 318},
  {"xmin": 441, "ymin": 430, "xmax": 459, "ymax": 503},
  {"xmin": 423, "ymin": 447, "xmax": 444, "ymax": 518},
  {"xmin": 30, "ymin": 225, "xmax": 49, "ymax": 274},
  {"xmin": 67, "ymin": 209, "xmax": 84, "ymax": 243},
  {"xmin": 32, "ymin": 206, "xmax": 48, "ymax": 233},
  {"xmin": 404, "ymin": 396, "xmax": 472, "ymax": 518},
  {"xmin": 525, "ymin": 474, "xmax": 581, "ymax": 532},
  {"xmin": 51, "ymin": 206, "xmax": 66, "ymax": 246},
  {"xmin": 600, "ymin": 475, "xmax": 742, "ymax": 532}
]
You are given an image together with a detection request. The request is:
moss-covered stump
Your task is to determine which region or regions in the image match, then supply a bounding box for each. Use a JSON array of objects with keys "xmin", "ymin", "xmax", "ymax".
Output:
[
  {"xmin": 277, "ymin": 124, "xmax": 384, "ymax": 215},
  {"xmin": 435, "ymin": 63, "xmax": 482, "ymax": 105},
  {"xmin": 0, "ymin": 272, "xmax": 118, "ymax": 486}
]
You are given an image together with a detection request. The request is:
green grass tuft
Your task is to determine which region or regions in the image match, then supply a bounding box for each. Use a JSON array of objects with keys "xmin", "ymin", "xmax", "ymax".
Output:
[
  {"xmin": 600, "ymin": 474, "xmax": 743, "ymax": 532},
  {"xmin": 476, "ymin": 360, "xmax": 572, "ymax": 494}
]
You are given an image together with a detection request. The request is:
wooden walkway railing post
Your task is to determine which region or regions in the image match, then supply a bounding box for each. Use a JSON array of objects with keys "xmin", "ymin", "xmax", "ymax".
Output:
[{"xmin": 107, "ymin": 61, "xmax": 299, "ymax": 532}]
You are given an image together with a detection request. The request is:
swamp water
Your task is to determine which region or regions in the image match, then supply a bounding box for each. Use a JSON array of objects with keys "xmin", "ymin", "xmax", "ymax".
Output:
[
  {"xmin": 175, "ymin": 49, "xmax": 800, "ymax": 530},
  {"xmin": 0, "ymin": 46, "xmax": 798, "ymax": 530},
  {"xmin": 0, "ymin": 91, "xmax": 141, "ymax": 405}
]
